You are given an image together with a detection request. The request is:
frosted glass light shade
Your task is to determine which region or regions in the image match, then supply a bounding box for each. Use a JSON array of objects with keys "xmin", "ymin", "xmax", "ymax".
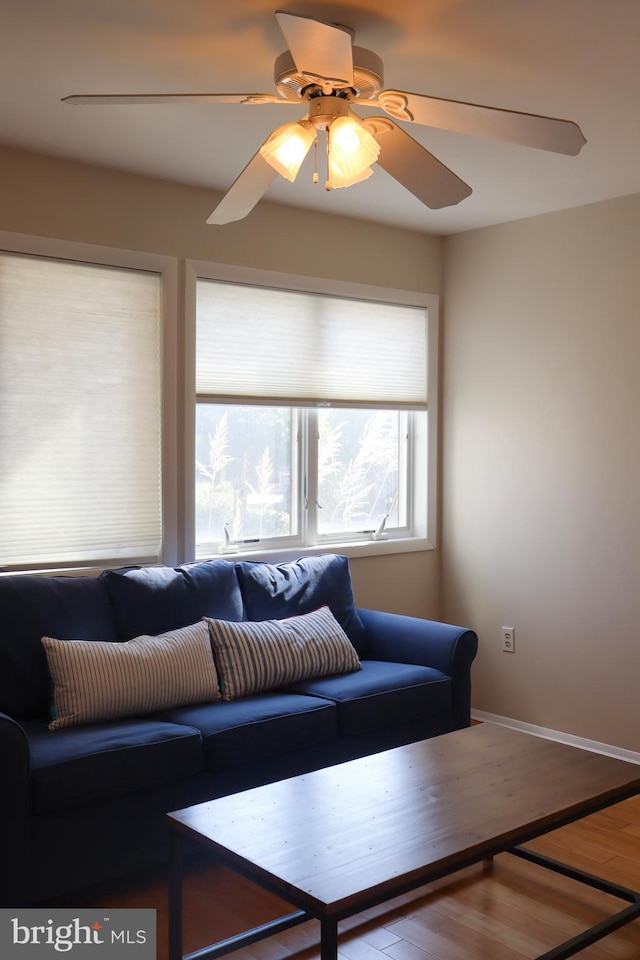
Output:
[
  {"xmin": 259, "ymin": 121, "xmax": 315, "ymax": 181},
  {"xmin": 328, "ymin": 115, "xmax": 380, "ymax": 186},
  {"xmin": 327, "ymin": 157, "xmax": 373, "ymax": 189}
]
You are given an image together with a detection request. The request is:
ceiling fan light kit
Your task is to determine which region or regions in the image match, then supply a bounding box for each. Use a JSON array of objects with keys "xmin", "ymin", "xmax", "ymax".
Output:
[
  {"xmin": 258, "ymin": 94, "xmax": 380, "ymax": 191},
  {"xmin": 62, "ymin": 8, "xmax": 586, "ymax": 225}
]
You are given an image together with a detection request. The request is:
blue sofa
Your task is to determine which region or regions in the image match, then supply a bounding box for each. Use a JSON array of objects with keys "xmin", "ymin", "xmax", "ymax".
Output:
[{"xmin": 0, "ymin": 554, "xmax": 478, "ymax": 906}]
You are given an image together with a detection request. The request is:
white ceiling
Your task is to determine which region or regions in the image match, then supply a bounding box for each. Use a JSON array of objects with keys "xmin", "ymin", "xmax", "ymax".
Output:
[{"xmin": 2, "ymin": 0, "xmax": 639, "ymax": 235}]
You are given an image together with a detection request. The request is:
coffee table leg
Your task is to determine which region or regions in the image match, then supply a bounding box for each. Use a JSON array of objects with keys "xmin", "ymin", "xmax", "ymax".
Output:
[
  {"xmin": 168, "ymin": 829, "xmax": 183, "ymax": 960},
  {"xmin": 320, "ymin": 917, "xmax": 338, "ymax": 960}
]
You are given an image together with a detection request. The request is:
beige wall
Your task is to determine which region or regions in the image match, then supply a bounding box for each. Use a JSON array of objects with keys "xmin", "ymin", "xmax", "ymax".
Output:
[
  {"xmin": 0, "ymin": 145, "xmax": 442, "ymax": 618},
  {"xmin": 0, "ymin": 146, "xmax": 442, "ymax": 289},
  {"xmin": 442, "ymin": 194, "xmax": 640, "ymax": 752},
  {"xmin": 4, "ymin": 147, "xmax": 640, "ymax": 748}
]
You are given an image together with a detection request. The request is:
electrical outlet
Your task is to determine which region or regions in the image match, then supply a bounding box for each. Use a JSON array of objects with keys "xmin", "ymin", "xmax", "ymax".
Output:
[{"xmin": 501, "ymin": 627, "xmax": 515, "ymax": 653}]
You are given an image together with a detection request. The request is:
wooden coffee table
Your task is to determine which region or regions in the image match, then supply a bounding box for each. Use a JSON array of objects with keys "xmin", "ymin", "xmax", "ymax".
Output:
[{"xmin": 167, "ymin": 723, "xmax": 640, "ymax": 960}]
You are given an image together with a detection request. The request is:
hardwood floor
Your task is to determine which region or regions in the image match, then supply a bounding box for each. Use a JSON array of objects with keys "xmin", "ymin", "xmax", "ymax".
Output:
[{"xmin": 59, "ymin": 793, "xmax": 640, "ymax": 960}]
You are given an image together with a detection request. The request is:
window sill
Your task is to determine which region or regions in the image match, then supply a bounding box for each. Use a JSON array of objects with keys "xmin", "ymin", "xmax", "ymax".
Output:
[
  {"xmin": 6, "ymin": 538, "xmax": 434, "ymax": 579},
  {"xmin": 201, "ymin": 537, "xmax": 434, "ymax": 565}
]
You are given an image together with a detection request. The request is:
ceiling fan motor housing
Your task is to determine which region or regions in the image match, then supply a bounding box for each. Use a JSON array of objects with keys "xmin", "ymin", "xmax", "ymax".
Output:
[{"xmin": 274, "ymin": 47, "xmax": 384, "ymax": 101}]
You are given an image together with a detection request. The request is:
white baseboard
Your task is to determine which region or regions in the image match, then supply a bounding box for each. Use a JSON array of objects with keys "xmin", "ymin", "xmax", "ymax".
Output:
[{"xmin": 471, "ymin": 709, "xmax": 640, "ymax": 766}]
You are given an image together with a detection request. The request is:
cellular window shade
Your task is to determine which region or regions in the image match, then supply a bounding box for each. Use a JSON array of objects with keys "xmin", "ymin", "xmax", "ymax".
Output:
[
  {"xmin": 196, "ymin": 279, "xmax": 427, "ymax": 408},
  {"xmin": 0, "ymin": 253, "xmax": 162, "ymax": 570}
]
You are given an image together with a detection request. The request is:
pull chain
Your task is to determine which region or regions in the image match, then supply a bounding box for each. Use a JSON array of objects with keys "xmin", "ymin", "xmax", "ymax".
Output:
[{"xmin": 325, "ymin": 130, "xmax": 331, "ymax": 191}]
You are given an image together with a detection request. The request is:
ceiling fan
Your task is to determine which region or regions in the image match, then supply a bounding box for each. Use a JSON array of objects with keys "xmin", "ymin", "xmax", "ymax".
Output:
[{"xmin": 63, "ymin": 10, "xmax": 586, "ymax": 225}]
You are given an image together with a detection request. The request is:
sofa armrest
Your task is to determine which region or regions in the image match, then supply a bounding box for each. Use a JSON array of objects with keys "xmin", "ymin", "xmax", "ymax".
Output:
[
  {"xmin": 357, "ymin": 608, "xmax": 478, "ymax": 730},
  {"xmin": 0, "ymin": 712, "xmax": 32, "ymax": 905}
]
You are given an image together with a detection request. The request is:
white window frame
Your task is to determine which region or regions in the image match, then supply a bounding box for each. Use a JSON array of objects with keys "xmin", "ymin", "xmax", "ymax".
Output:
[
  {"xmin": 0, "ymin": 230, "xmax": 179, "ymax": 573},
  {"xmin": 184, "ymin": 259, "xmax": 438, "ymax": 562}
]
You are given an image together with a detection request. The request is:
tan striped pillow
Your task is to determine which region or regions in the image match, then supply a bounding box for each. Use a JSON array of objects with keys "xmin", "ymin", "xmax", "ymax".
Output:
[
  {"xmin": 205, "ymin": 605, "xmax": 362, "ymax": 701},
  {"xmin": 42, "ymin": 621, "xmax": 221, "ymax": 730}
]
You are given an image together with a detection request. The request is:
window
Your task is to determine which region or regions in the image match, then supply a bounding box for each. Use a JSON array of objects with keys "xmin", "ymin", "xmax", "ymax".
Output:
[
  {"xmin": 189, "ymin": 264, "xmax": 437, "ymax": 558},
  {"xmin": 0, "ymin": 234, "xmax": 177, "ymax": 572},
  {"xmin": 0, "ymin": 232, "xmax": 434, "ymax": 571}
]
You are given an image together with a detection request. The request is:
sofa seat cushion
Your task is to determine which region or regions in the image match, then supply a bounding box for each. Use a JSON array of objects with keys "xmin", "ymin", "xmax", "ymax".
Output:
[
  {"xmin": 101, "ymin": 559, "xmax": 244, "ymax": 641},
  {"xmin": 24, "ymin": 718, "xmax": 203, "ymax": 814},
  {"xmin": 152, "ymin": 692, "xmax": 337, "ymax": 771},
  {"xmin": 287, "ymin": 660, "xmax": 452, "ymax": 737},
  {"xmin": 235, "ymin": 554, "xmax": 367, "ymax": 654}
]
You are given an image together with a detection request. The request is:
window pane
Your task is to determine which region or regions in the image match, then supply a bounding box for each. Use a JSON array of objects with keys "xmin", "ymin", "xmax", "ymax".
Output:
[
  {"xmin": 317, "ymin": 409, "xmax": 403, "ymax": 536},
  {"xmin": 195, "ymin": 404, "xmax": 295, "ymax": 551}
]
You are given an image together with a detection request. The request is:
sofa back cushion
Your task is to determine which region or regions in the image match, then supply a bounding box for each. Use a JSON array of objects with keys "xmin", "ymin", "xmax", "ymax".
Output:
[
  {"xmin": 101, "ymin": 559, "xmax": 244, "ymax": 640},
  {"xmin": 235, "ymin": 554, "xmax": 367, "ymax": 654},
  {"xmin": 0, "ymin": 574, "xmax": 117, "ymax": 720}
]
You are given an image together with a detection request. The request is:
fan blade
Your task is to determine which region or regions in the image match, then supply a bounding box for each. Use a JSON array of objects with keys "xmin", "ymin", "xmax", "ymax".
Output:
[
  {"xmin": 368, "ymin": 90, "xmax": 585, "ymax": 155},
  {"xmin": 276, "ymin": 11, "xmax": 354, "ymax": 87},
  {"xmin": 206, "ymin": 150, "xmax": 278, "ymax": 225},
  {"xmin": 62, "ymin": 93, "xmax": 284, "ymax": 106},
  {"xmin": 364, "ymin": 117, "xmax": 471, "ymax": 209}
]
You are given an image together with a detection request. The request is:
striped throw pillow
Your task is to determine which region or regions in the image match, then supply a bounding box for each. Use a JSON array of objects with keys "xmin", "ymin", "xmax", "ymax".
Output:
[
  {"xmin": 42, "ymin": 621, "xmax": 221, "ymax": 730},
  {"xmin": 205, "ymin": 605, "xmax": 362, "ymax": 701}
]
